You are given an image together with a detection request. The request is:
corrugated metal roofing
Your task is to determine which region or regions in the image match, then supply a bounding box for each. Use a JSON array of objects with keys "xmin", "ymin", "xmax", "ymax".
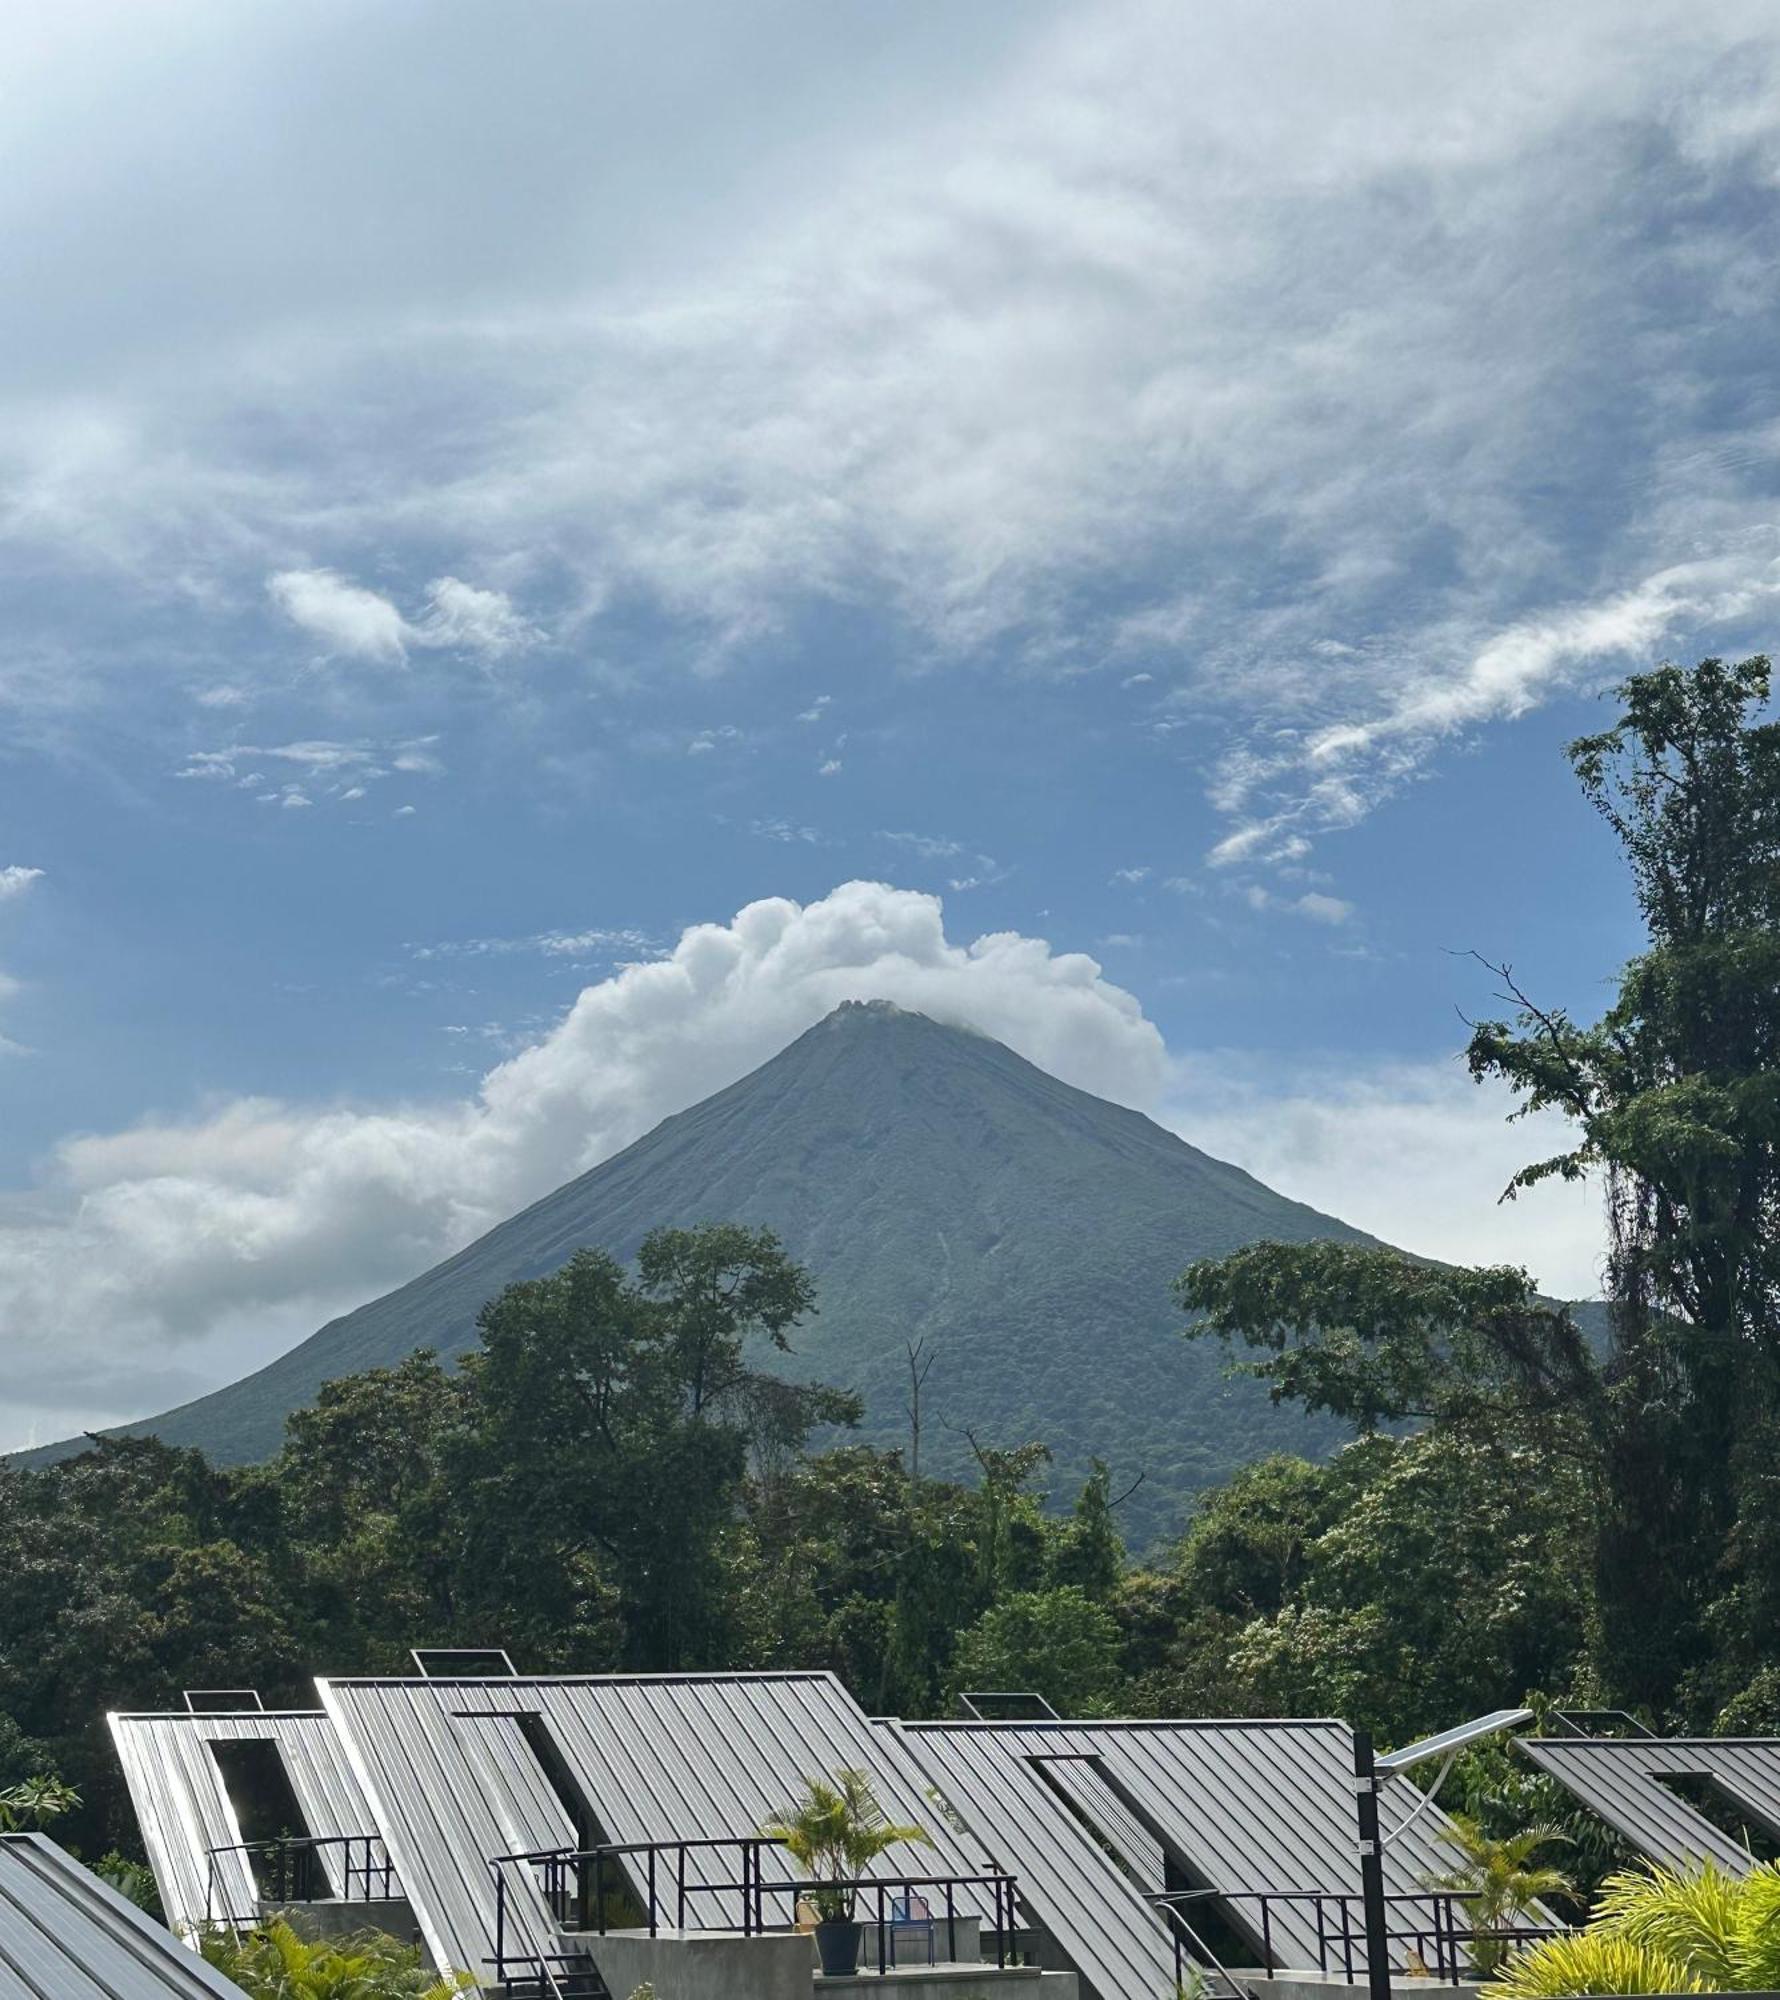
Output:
[
  {"xmin": 894, "ymin": 1720, "xmax": 1473, "ymax": 2000},
  {"xmin": 888, "ymin": 1722, "xmax": 1182, "ymax": 2000},
  {"xmin": 318, "ymin": 1670, "xmax": 996, "ymax": 1984},
  {"xmin": 109, "ymin": 1709, "xmax": 387, "ymax": 1938},
  {"xmin": 0, "ymin": 1833, "xmax": 250, "ymax": 2000},
  {"xmin": 1520, "ymin": 1736, "xmax": 1780, "ymax": 1873}
]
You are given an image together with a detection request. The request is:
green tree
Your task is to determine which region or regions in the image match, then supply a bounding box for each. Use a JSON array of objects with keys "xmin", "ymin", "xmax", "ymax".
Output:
[
  {"xmin": 1465, "ymin": 655, "xmax": 1780, "ymax": 1712},
  {"xmin": 949, "ymin": 1585, "xmax": 1123, "ymax": 1715},
  {"xmin": 1046, "ymin": 1459, "xmax": 1124, "ymax": 1600},
  {"xmin": 758, "ymin": 1768, "xmax": 930, "ymax": 1920},
  {"xmin": 198, "ymin": 1918, "xmax": 475, "ymax": 1998},
  {"xmin": 1178, "ymin": 654, "xmax": 1780, "ymax": 1719},
  {"xmin": 462, "ymin": 1227, "xmax": 837, "ymax": 1670}
]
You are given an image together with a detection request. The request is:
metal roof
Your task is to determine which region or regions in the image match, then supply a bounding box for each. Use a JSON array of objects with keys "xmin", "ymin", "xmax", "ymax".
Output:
[
  {"xmin": 109, "ymin": 1709, "xmax": 386, "ymax": 1938},
  {"xmin": 888, "ymin": 1721, "xmax": 1182, "ymax": 2000},
  {"xmin": 1519, "ymin": 1735, "xmax": 1780, "ymax": 1874},
  {"xmin": 894, "ymin": 1719, "xmax": 1475, "ymax": 1999},
  {"xmin": 0, "ymin": 1834, "xmax": 250, "ymax": 2000},
  {"xmin": 318, "ymin": 1670, "xmax": 996, "ymax": 1983}
]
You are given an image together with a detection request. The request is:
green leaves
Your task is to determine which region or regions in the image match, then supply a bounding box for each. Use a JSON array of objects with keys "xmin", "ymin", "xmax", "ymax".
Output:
[
  {"xmin": 759, "ymin": 1768, "xmax": 931, "ymax": 1920},
  {"xmin": 1176, "ymin": 1241, "xmax": 1599, "ymax": 1438},
  {"xmin": 0, "ymin": 1773, "xmax": 79, "ymax": 1832},
  {"xmin": 196, "ymin": 1918, "xmax": 476, "ymax": 1999},
  {"xmin": 1488, "ymin": 1860, "xmax": 1780, "ymax": 1996},
  {"xmin": 1425, "ymin": 1814, "xmax": 1574, "ymax": 1973},
  {"xmin": 1487, "ymin": 1932, "xmax": 1703, "ymax": 1997}
]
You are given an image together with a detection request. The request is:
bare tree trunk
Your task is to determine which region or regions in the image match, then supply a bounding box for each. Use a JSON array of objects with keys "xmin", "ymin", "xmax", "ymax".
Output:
[{"xmin": 905, "ymin": 1338, "xmax": 935, "ymax": 1485}]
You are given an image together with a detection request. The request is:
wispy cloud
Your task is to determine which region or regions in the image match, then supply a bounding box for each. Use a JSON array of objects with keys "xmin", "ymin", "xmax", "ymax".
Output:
[
  {"xmin": 0, "ymin": 867, "xmax": 44, "ymax": 901},
  {"xmin": 175, "ymin": 737, "xmax": 447, "ymax": 805},
  {"xmin": 1206, "ymin": 548, "xmax": 1780, "ymax": 867},
  {"xmin": 3, "ymin": 0, "xmax": 1775, "ymax": 781},
  {"xmin": 408, "ymin": 926, "xmax": 657, "ymax": 963},
  {"xmin": 267, "ymin": 569, "xmax": 537, "ymax": 665}
]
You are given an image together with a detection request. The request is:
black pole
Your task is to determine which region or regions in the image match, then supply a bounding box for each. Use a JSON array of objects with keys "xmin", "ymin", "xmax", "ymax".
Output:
[{"xmin": 1353, "ymin": 1730, "xmax": 1393, "ymax": 2000}]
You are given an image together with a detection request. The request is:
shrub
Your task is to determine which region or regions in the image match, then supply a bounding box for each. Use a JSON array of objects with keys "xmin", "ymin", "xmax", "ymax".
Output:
[
  {"xmin": 1487, "ymin": 1859, "xmax": 1780, "ymax": 1995},
  {"xmin": 196, "ymin": 1918, "xmax": 476, "ymax": 1999},
  {"xmin": 1489, "ymin": 1932, "xmax": 1702, "ymax": 1996},
  {"xmin": 91, "ymin": 1851, "xmax": 162, "ymax": 1918}
]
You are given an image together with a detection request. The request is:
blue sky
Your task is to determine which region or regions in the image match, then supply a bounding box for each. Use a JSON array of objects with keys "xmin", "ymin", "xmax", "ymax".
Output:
[{"xmin": 3, "ymin": 0, "xmax": 1778, "ymax": 1444}]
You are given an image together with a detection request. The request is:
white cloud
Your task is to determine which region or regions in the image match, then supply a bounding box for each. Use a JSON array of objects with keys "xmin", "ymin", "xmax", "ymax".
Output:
[
  {"xmin": 409, "ymin": 926, "xmax": 656, "ymax": 963},
  {"xmin": 414, "ymin": 576, "xmax": 538, "ymax": 658},
  {"xmin": 0, "ymin": 867, "xmax": 43, "ymax": 901},
  {"xmin": 267, "ymin": 569, "xmax": 411, "ymax": 664},
  {"xmin": 1292, "ymin": 892, "xmax": 1353, "ymax": 925},
  {"xmin": 0, "ymin": 882, "xmax": 1164, "ymax": 1435},
  {"xmin": 5, "ymin": 0, "xmax": 1778, "ymax": 771},
  {"xmin": 267, "ymin": 568, "xmax": 533, "ymax": 665},
  {"xmin": 1167, "ymin": 1057, "xmax": 1607, "ymax": 1299},
  {"xmin": 881, "ymin": 831, "xmax": 967, "ymax": 861},
  {"xmin": 1208, "ymin": 551, "xmax": 1780, "ymax": 866},
  {"xmin": 175, "ymin": 737, "xmax": 445, "ymax": 804}
]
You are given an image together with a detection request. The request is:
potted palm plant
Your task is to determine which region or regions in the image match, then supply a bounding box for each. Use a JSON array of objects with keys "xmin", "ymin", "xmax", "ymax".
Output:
[{"xmin": 761, "ymin": 1768, "xmax": 931, "ymax": 1977}]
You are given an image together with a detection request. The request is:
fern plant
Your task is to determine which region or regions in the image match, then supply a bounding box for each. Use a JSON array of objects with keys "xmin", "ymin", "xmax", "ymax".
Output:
[{"xmin": 196, "ymin": 1918, "xmax": 476, "ymax": 2000}]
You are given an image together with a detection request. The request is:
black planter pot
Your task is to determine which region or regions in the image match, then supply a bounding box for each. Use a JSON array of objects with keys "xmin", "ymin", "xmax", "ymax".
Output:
[{"xmin": 814, "ymin": 1918, "xmax": 863, "ymax": 1976}]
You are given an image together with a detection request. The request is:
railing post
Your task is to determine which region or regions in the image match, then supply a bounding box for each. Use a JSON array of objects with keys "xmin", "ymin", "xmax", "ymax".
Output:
[
  {"xmin": 1317, "ymin": 1894, "xmax": 1327, "ymax": 1976},
  {"xmin": 1262, "ymin": 1895, "xmax": 1274, "ymax": 1971},
  {"xmin": 495, "ymin": 1869, "xmax": 506, "ymax": 1984},
  {"xmin": 678, "ymin": 1843, "xmax": 686, "ymax": 1933},
  {"xmin": 647, "ymin": 1845, "xmax": 657, "ymax": 1937},
  {"xmin": 946, "ymin": 1880, "xmax": 956, "ymax": 1966},
  {"xmin": 877, "ymin": 1882, "xmax": 887, "ymax": 1976}
]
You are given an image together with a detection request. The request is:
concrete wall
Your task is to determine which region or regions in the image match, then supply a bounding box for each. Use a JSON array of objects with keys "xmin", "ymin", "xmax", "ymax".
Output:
[
  {"xmin": 584, "ymin": 1928, "xmax": 814, "ymax": 2000},
  {"xmin": 262, "ymin": 1898, "xmax": 420, "ymax": 1949},
  {"xmin": 819, "ymin": 1968, "xmax": 1077, "ymax": 2000},
  {"xmin": 1241, "ymin": 1974, "xmax": 1489, "ymax": 2000},
  {"xmin": 581, "ymin": 1928, "xmax": 1078, "ymax": 2000}
]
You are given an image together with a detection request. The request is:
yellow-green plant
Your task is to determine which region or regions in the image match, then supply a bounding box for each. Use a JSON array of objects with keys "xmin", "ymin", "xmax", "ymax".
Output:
[
  {"xmin": 1489, "ymin": 1932, "xmax": 1703, "ymax": 1997},
  {"xmin": 196, "ymin": 1918, "xmax": 476, "ymax": 2000},
  {"xmin": 1592, "ymin": 1859, "xmax": 1749, "ymax": 1989},
  {"xmin": 1487, "ymin": 1859, "xmax": 1780, "ymax": 1996},
  {"xmin": 760, "ymin": 1768, "xmax": 930, "ymax": 1922},
  {"xmin": 1426, "ymin": 1814, "xmax": 1573, "ymax": 1972}
]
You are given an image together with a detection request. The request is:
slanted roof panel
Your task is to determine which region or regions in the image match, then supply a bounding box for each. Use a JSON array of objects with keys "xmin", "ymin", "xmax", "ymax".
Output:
[
  {"xmin": 320, "ymin": 1670, "xmax": 994, "ymax": 1984},
  {"xmin": 889, "ymin": 1721, "xmax": 1183, "ymax": 2000},
  {"xmin": 0, "ymin": 1834, "xmax": 249, "ymax": 1999},
  {"xmin": 1521, "ymin": 1737, "xmax": 1780, "ymax": 1874},
  {"xmin": 109, "ymin": 1710, "xmax": 384, "ymax": 1940},
  {"xmin": 897, "ymin": 1720, "xmax": 1476, "ymax": 1995}
]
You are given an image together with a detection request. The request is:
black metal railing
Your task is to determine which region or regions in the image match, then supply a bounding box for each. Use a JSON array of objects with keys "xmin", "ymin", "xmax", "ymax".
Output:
[
  {"xmin": 1153, "ymin": 1888, "xmax": 1568, "ymax": 1989},
  {"xmin": 203, "ymin": 1833, "xmax": 397, "ymax": 1924},
  {"xmin": 486, "ymin": 1836, "xmax": 1018, "ymax": 1990}
]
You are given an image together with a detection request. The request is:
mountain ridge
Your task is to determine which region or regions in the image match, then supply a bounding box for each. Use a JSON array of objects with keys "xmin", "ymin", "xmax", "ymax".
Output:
[{"xmin": 27, "ymin": 1000, "xmax": 1387, "ymax": 1545}]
